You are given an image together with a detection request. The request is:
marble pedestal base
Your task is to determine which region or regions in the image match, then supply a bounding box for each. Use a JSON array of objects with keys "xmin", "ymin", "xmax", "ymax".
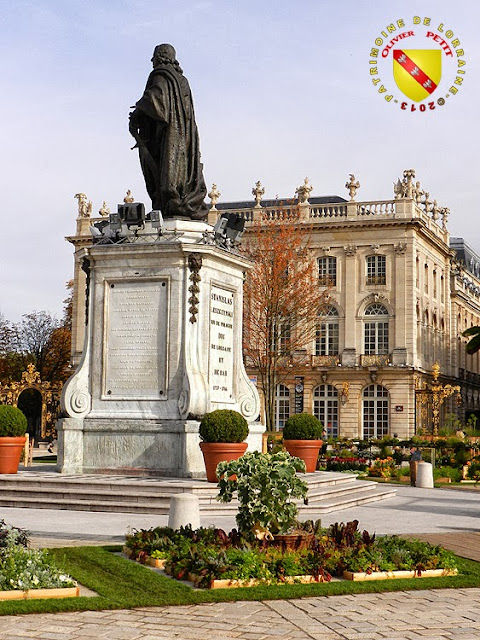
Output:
[
  {"xmin": 58, "ymin": 219, "xmax": 263, "ymax": 476},
  {"xmin": 57, "ymin": 417, "xmax": 264, "ymax": 477}
]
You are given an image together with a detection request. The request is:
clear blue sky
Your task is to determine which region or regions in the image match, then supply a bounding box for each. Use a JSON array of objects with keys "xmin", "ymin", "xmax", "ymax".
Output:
[{"xmin": 1, "ymin": 0, "xmax": 478, "ymax": 321}]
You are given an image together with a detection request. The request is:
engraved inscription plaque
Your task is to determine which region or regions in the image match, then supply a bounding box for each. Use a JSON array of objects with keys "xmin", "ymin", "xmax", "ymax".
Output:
[
  {"xmin": 209, "ymin": 286, "xmax": 234, "ymax": 403},
  {"xmin": 104, "ymin": 280, "xmax": 167, "ymax": 399}
]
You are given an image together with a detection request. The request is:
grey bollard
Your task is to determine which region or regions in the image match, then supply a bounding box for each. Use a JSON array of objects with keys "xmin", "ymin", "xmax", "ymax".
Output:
[
  {"xmin": 416, "ymin": 461, "xmax": 434, "ymax": 488},
  {"xmin": 168, "ymin": 493, "xmax": 201, "ymax": 530}
]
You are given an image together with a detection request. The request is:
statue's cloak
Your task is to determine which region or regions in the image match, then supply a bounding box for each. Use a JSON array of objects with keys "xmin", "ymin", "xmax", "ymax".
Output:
[{"xmin": 134, "ymin": 64, "xmax": 208, "ymax": 220}]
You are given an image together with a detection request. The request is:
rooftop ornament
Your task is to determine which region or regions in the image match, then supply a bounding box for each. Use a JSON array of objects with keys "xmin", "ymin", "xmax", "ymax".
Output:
[
  {"xmin": 345, "ymin": 174, "xmax": 360, "ymax": 201},
  {"xmin": 252, "ymin": 181, "xmax": 265, "ymax": 208},
  {"xmin": 393, "ymin": 169, "xmax": 416, "ymax": 199},
  {"xmin": 99, "ymin": 201, "xmax": 110, "ymax": 217},
  {"xmin": 295, "ymin": 177, "xmax": 313, "ymax": 204},
  {"xmin": 74, "ymin": 193, "xmax": 92, "ymax": 218},
  {"xmin": 208, "ymin": 183, "xmax": 221, "ymax": 211}
]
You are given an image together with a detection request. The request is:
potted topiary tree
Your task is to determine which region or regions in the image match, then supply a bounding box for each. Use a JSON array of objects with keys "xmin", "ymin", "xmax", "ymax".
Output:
[
  {"xmin": 282, "ymin": 413, "xmax": 323, "ymax": 472},
  {"xmin": 0, "ymin": 405, "xmax": 28, "ymax": 474},
  {"xmin": 199, "ymin": 409, "xmax": 249, "ymax": 482}
]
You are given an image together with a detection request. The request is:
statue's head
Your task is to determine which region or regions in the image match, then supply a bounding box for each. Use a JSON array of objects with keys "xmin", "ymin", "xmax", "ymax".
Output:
[{"xmin": 152, "ymin": 44, "xmax": 177, "ymax": 67}]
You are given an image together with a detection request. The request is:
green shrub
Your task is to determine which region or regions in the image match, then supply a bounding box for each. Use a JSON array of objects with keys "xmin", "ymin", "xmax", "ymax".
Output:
[
  {"xmin": 433, "ymin": 466, "xmax": 462, "ymax": 483},
  {"xmin": 0, "ymin": 406, "xmax": 27, "ymax": 437},
  {"xmin": 283, "ymin": 413, "xmax": 323, "ymax": 440},
  {"xmin": 467, "ymin": 462, "xmax": 480, "ymax": 482},
  {"xmin": 199, "ymin": 409, "xmax": 248, "ymax": 443}
]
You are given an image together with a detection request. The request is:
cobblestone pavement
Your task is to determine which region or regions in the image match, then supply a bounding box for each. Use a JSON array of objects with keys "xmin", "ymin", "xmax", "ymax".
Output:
[{"xmin": 2, "ymin": 589, "xmax": 480, "ymax": 640}]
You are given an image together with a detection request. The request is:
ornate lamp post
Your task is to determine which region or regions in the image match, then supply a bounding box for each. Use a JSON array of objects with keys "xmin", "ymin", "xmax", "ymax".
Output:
[{"xmin": 415, "ymin": 363, "xmax": 462, "ymax": 436}]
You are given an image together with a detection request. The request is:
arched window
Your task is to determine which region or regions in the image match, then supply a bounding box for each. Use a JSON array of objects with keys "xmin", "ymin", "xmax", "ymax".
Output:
[
  {"xmin": 275, "ymin": 384, "xmax": 290, "ymax": 431},
  {"xmin": 366, "ymin": 255, "xmax": 386, "ymax": 285},
  {"xmin": 364, "ymin": 303, "xmax": 389, "ymax": 355},
  {"xmin": 362, "ymin": 384, "xmax": 389, "ymax": 439},
  {"xmin": 313, "ymin": 385, "xmax": 339, "ymax": 437},
  {"xmin": 315, "ymin": 306, "xmax": 339, "ymax": 356}
]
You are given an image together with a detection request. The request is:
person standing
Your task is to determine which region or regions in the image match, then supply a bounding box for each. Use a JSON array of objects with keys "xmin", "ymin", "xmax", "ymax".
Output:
[{"xmin": 410, "ymin": 447, "xmax": 422, "ymax": 486}]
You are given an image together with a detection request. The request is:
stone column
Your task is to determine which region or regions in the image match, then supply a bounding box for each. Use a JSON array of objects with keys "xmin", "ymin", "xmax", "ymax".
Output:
[
  {"xmin": 392, "ymin": 242, "xmax": 408, "ymax": 365},
  {"xmin": 341, "ymin": 245, "xmax": 358, "ymax": 366}
]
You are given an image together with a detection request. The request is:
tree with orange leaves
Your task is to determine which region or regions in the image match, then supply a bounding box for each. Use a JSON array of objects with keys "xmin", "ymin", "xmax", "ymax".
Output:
[{"xmin": 241, "ymin": 211, "xmax": 330, "ymax": 432}]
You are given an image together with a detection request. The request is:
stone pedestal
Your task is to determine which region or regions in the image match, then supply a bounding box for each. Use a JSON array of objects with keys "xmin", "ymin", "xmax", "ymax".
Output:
[
  {"xmin": 416, "ymin": 461, "xmax": 434, "ymax": 488},
  {"xmin": 58, "ymin": 219, "xmax": 262, "ymax": 477},
  {"xmin": 168, "ymin": 494, "xmax": 201, "ymax": 529}
]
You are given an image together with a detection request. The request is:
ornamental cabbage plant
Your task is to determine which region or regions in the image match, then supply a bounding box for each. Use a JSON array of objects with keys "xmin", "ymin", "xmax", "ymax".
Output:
[{"xmin": 217, "ymin": 451, "xmax": 307, "ymax": 537}]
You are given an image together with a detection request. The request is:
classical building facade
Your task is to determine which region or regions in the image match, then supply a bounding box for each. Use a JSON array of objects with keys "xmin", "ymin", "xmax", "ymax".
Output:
[
  {"xmin": 210, "ymin": 172, "xmax": 480, "ymax": 438},
  {"xmin": 68, "ymin": 172, "xmax": 480, "ymax": 439}
]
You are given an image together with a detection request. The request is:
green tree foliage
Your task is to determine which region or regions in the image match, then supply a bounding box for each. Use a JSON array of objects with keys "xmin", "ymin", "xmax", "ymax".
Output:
[{"xmin": 464, "ymin": 326, "xmax": 480, "ymax": 355}]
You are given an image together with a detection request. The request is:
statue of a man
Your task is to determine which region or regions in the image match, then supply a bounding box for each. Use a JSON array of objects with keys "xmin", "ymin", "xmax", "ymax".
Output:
[{"xmin": 129, "ymin": 44, "xmax": 208, "ymax": 220}]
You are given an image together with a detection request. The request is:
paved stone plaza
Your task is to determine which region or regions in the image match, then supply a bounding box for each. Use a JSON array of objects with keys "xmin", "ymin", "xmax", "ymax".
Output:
[
  {"xmin": 1, "ymin": 484, "xmax": 480, "ymax": 639},
  {"xmin": 2, "ymin": 589, "xmax": 480, "ymax": 639}
]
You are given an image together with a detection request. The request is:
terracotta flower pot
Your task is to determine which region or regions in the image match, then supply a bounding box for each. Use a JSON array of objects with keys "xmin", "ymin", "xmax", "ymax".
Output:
[
  {"xmin": 271, "ymin": 532, "xmax": 315, "ymax": 551},
  {"xmin": 0, "ymin": 437, "xmax": 27, "ymax": 474},
  {"xmin": 283, "ymin": 439, "xmax": 322, "ymax": 472},
  {"xmin": 199, "ymin": 442, "xmax": 248, "ymax": 483}
]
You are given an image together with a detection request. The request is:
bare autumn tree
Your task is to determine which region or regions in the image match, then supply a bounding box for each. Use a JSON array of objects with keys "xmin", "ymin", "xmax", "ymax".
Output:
[
  {"xmin": 0, "ymin": 313, "xmax": 22, "ymax": 382},
  {"xmin": 242, "ymin": 211, "xmax": 331, "ymax": 431},
  {"xmin": 0, "ymin": 282, "xmax": 73, "ymax": 384}
]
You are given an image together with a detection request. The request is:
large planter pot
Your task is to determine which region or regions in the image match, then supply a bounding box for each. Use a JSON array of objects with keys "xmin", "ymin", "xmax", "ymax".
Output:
[
  {"xmin": 271, "ymin": 532, "xmax": 314, "ymax": 551},
  {"xmin": 0, "ymin": 436, "xmax": 27, "ymax": 474},
  {"xmin": 199, "ymin": 442, "xmax": 248, "ymax": 483},
  {"xmin": 283, "ymin": 439, "xmax": 322, "ymax": 472}
]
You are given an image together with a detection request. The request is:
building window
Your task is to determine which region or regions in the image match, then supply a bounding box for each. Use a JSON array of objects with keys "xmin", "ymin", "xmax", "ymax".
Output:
[
  {"xmin": 313, "ymin": 385, "xmax": 338, "ymax": 437},
  {"xmin": 423, "ymin": 311, "xmax": 429, "ymax": 362},
  {"xmin": 318, "ymin": 257, "xmax": 337, "ymax": 286},
  {"xmin": 416, "ymin": 256, "xmax": 419, "ymax": 288},
  {"xmin": 433, "ymin": 270, "xmax": 437, "ymax": 298},
  {"xmin": 424, "ymin": 264, "xmax": 428, "ymax": 294},
  {"xmin": 273, "ymin": 319, "xmax": 290, "ymax": 355},
  {"xmin": 364, "ymin": 304, "xmax": 389, "ymax": 355},
  {"xmin": 315, "ymin": 306, "xmax": 339, "ymax": 356},
  {"xmin": 441, "ymin": 275, "xmax": 444, "ymax": 303},
  {"xmin": 362, "ymin": 384, "xmax": 389, "ymax": 439},
  {"xmin": 366, "ymin": 255, "xmax": 386, "ymax": 285},
  {"xmin": 275, "ymin": 384, "xmax": 290, "ymax": 430}
]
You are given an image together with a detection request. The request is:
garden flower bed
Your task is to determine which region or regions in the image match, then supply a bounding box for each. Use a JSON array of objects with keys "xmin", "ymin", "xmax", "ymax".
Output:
[
  {"xmin": 124, "ymin": 521, "xmax": 458, "ymax": 589},
  {"xmin": 0, "ymin": 520, "xmax": 78, "ymax": 600}
]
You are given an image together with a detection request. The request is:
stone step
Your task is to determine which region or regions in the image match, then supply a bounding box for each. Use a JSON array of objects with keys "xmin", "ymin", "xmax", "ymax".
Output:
[
  {"xmin": 0, "ymin": 470, "xmax": 395, "ymax": 515},
  {"xmin": 298, "ymin": 486, "xmax": 397, "ymax": 514},
  {"xmin": 302, "ymin": 480, "xmax": 380, "ymax": 503},
  {"xmin": 0, "ymin": 495, "xmax": 172, "ymax": 514}
]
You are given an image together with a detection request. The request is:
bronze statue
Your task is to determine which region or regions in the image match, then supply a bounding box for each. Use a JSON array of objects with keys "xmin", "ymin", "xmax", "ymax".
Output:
[{"xmin": 129, "ymin": 44, "xmax": 208, "ymax": 220}]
